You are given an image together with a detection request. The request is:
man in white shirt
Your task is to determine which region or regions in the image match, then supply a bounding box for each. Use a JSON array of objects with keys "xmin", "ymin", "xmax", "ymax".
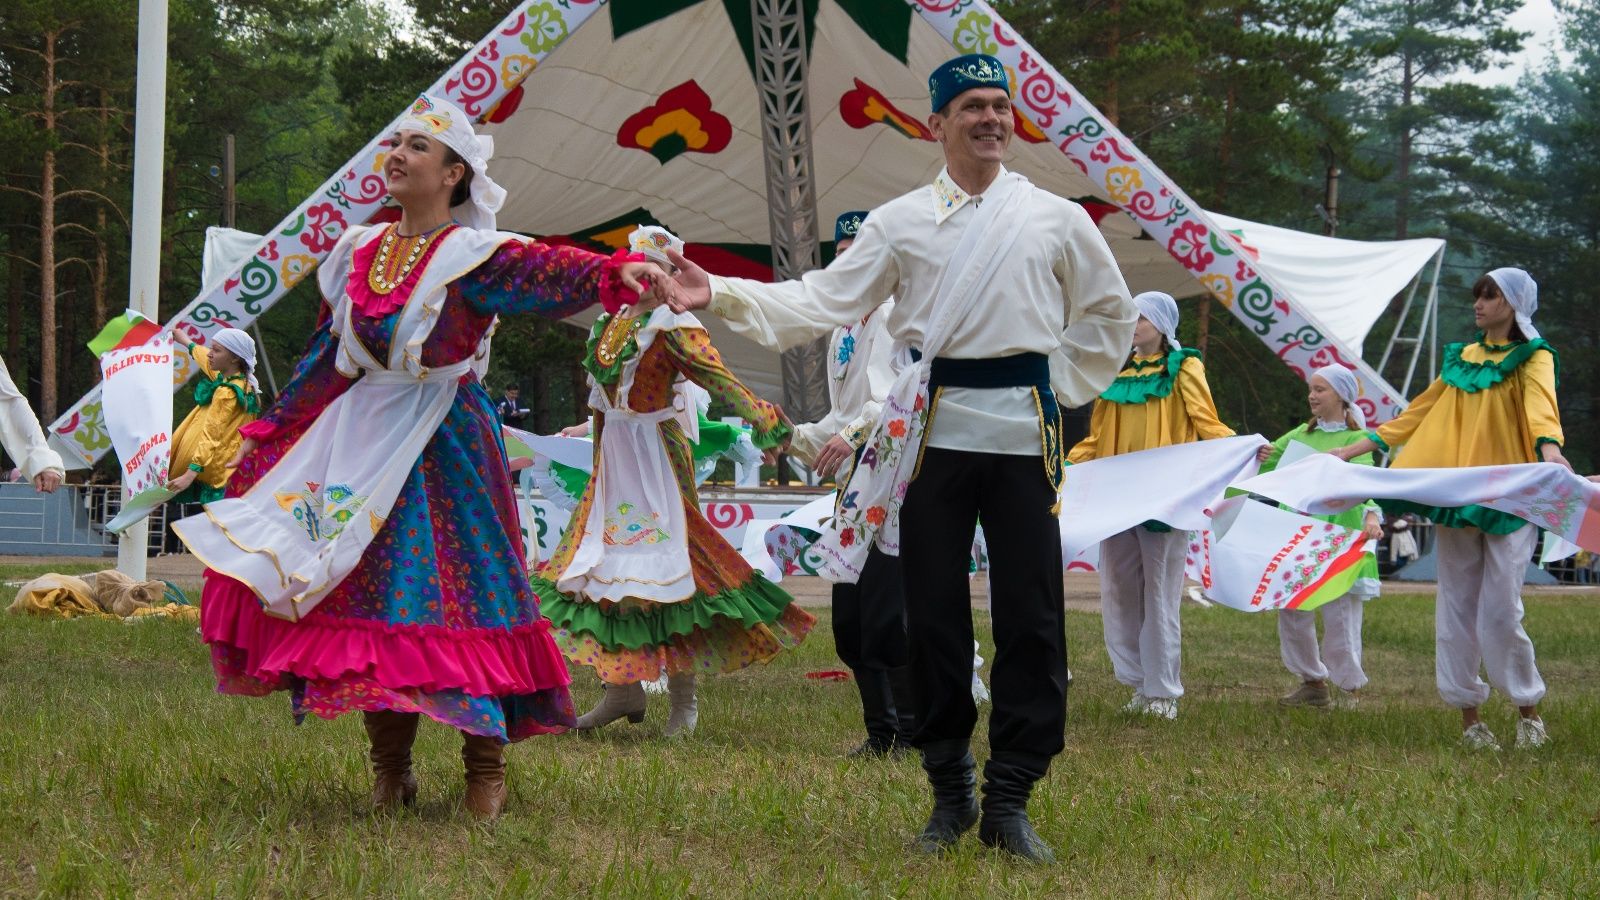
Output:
[
  {"xmin": 668, "ymin": 54, "xmax": 1135, "ymax": 862},
  {"xmin": 790, "ymin": 211, "xmax": 912, "ymax": 759},
  {"xmin": 0, "ymin": 354, "xmax": 64, "ymax": 493}
]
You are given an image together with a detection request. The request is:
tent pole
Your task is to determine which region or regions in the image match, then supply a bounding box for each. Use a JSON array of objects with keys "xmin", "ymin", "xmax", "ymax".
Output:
[
  {"xmin": 752, "ymin": 0, "xmax": 828, "ymax": 440},
  {"xmin": 117, "ymin": 0, "xmax": 169, "ymax": 580},
  {"xmin": 1400, "ymin": 247, "xmax": 1444, "ymax": 398}
]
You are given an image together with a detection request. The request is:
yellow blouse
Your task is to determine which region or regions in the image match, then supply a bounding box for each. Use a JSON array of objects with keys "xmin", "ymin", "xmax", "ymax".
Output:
[
  {"xmin": 1374, "ymin": 339, "xmax": 1562, "ymax": 469},
  {"xmin": 169, "ymin": 345, "xmax": 258, "ymax": 488},
  {"xmin": 1068, "ymin": 352, "xmax": 1235, "ymax": 463}
]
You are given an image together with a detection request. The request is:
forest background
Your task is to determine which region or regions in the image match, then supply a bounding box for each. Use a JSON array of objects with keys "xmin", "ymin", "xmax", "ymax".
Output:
[{"xmin": 2, "ymin": 0, "xmax": 1595, "ymax": 473}]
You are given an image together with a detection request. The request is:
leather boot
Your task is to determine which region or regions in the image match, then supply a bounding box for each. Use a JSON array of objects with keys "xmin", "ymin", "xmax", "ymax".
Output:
[
  {"xmin": 886, "ymin": 665, "xmax": 918, "ymax": 758},
  {"xmin": 362, "ymin": 710, "xmax": 419, "ymax": 811},
  {"xmin": 461, "ymin": 732, "xmax": 507, "ymax": 821},
  {"xmin": 663, "ymin": 672, "xmax": 698, "ymax": 738},
  {"xmin": 846, "ymin": 668, "xmax": 898, "ymax": 757},
  {"xmin": 978, "ymin": 751, "xmax": 1056, "ymax": 863},
  {"xmin": 574, "ymin": 681, "xmax": 647, "ymax": 730},
  {"xmin": 913, "ymin": 739, "xmax": 979, "ymax": 854}
]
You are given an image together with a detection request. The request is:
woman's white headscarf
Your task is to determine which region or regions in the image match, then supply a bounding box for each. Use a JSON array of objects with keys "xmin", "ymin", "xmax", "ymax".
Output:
[
  {"xmin": 1133, "ymin": 291, "xmax": 1181, "ymax": 350},
  {"xmin": 1311, "ymin": 363, "xmax": 1364, "ymax": 430},
  {"xmin": 210, "ymin": 327, "xmax": 259, "ymax": 393},
  {"xmin": 394, "ymin": 94, "xmax": 507, "ymax": 232},
  {"xmin": 1486, "ymin": 267, "xmax": 1538, "ymax": 340}
]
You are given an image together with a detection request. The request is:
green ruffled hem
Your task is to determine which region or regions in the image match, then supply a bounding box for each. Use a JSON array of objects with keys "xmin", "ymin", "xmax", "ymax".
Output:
[
  {"xmin": 1099, "ymin": 348, "xmax": 1202, "ymax": 404},
  {"xmin": 752, "ymin": 418, "xmax": 792, "ymax": 451},
  {"xmin": 1440, "ymin": 336, "xmax": 1558, "ymax": 393},
  {"xmin": 1377, "ymin": 500, "xmax": 1529, "ymax": 535},
  {"xmin": 533, "ymin": 572, "xmax": 799, "ymax": 650}
]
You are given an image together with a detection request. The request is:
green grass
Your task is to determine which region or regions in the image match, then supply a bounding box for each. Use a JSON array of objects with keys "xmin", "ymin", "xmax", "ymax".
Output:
[{"xmin": 1, "ymin": 590, "xmax": 1597, "ymax": 897}]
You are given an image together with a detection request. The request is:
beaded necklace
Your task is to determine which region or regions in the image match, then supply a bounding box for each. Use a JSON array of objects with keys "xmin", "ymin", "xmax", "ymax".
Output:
[
  {"xmin": 594, "ymin": 307, "xmax": 649, "ymax": 368},
  {"xmin": 367, "ymin": 222, "xmax": 453, "ymax": 295}
]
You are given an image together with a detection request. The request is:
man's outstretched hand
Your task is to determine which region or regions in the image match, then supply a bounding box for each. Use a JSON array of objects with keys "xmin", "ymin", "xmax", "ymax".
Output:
[{"xmin": 665, "ymin": 249, "xmax": 713, "ymax": 313}]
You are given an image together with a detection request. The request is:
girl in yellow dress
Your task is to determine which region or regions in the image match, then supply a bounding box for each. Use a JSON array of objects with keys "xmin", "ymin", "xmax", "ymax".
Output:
[
  {"xmin": 1333, "ymin": 268, "xmax": 1571, "ymax": 750},
  {"xmin": 165, "ymin": 326, "xmax": 260, "ymax": 504},
  {"xmin": 1067, "ymin": 291, "xmax": 1234, "ymax": 720}
]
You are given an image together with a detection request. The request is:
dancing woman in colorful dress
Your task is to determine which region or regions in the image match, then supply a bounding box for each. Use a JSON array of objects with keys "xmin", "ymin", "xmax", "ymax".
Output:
[
  {"xmin": 1331, "ymin": 268, "xmax": 1570, "ymax": 750},
  {"xmin": 1255, "ymin": 365, "xmax": 1384, "ymax": 709},
  {"xmin": 533, "ymin": 226, "xmax": 814, "ymax": 738},
  {"xmin": 1067, "ymin": 291, "xmax": 1235, "ymax": 721},
  {"xmin": 174, "ymin": 94, "xmax": 665, "ymax": 819}
]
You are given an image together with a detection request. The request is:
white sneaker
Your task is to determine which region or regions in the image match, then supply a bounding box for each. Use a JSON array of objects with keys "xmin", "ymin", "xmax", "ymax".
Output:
[
  {"xmin": 1143, "ymin": 697, "xmax": 1179, "ymax": 720},
  {"xmin": 1461, "ymin": 722, "xmax": 1500, "ymax": 751},
  {"xmin": 1120, "ymin": 691, "xmax": 1149, "ymax": 714},
  {"xmin": 1514, "ymin": 716, "xmax": 1550, "ymax": 749}
]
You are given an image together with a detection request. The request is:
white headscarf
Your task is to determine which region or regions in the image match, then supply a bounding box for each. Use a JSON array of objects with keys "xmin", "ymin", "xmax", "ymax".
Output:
[
  {"xmin": 394, "ymin": 94, "xmax": 507, "ymax": 232},
  {"xmin": 628, "ymin": 225, "xmax": 685, "ymax": 272},
  {"xmin": 1133, "ymin": 291, "xmax": 1181, "ymax": 350},
  {"xmin": 1486, "ymin": 267, "xmax": 1538, "ymax": 340},
  {"xmin": 1311, "ymin": 363, "xmax": 1364, "ymax": 430},
  {"xmin": 210, "ymin": 327, "xmax": 259, "ymax": 393}
]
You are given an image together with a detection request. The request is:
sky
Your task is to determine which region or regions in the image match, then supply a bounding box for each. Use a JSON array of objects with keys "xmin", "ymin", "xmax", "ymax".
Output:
[{"xmin": 1462, "ymin": 0, "xmax": 1570, "ymax": 86}]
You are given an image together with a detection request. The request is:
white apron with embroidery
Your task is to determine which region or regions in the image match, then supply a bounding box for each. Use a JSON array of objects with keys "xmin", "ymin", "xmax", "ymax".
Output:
[
  {"xmin": 174, "ymin": 225, "xmax": 509, "ymax": 622},
  {"xmin": 552, "ymin": 306, "xmax": 699, "ymax": 604},
  {"xmin": 809, "ymin": 173, "xmax": 1034, "ymax": 583}
]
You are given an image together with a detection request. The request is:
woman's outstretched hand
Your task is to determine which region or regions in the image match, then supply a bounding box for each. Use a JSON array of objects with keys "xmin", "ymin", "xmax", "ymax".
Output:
[{"xmin": 227, "ymin": 437, "xmax": 259, "ymax": 470}]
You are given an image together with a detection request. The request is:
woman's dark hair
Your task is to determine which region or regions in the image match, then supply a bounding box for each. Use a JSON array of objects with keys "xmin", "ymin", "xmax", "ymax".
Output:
[
  {"xmin": 1472, "ymin": 274, "xmax": 1527, "ymax": 342},
  {"xmin": 443, "ymin": 147, "xmax": 473, "ymax": 208}
]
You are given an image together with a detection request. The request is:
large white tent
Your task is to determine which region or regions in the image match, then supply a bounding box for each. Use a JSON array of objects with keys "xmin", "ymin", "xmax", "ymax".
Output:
[{"xmin": 49, "ymin": 0, "xmax": 1435, "ymax": 467}]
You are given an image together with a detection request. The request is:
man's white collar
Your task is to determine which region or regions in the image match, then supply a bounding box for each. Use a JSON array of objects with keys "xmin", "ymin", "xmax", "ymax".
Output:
[{"xmin": 933, "ymin": 166, "xmax": 1009, "ymax": 225}]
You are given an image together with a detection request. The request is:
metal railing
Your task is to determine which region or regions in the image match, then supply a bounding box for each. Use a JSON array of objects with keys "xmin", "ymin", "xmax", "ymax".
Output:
[{"xmin": 0, "ymin": 483, "xmax": 172, "ymax": 558}]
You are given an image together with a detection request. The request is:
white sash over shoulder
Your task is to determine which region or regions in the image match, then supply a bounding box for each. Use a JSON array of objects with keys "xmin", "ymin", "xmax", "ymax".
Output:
[
  {"xmin": 175, "ymin": 226, "xmax": 510, "ymax": 621},
  {"xmin": 808, "ymin": 173, "xmax": 1034, "ymax": 582}
]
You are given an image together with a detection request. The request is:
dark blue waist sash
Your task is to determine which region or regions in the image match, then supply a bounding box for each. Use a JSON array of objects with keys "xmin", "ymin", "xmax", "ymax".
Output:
[{"xmin": 908, "ymin": 350, "xmax": 1063, "ymax": 496}]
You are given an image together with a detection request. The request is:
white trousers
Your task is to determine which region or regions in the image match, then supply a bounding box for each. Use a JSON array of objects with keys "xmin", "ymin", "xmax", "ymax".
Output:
[
  {"xmin": 1278, "ymin": 593, "xmax": 1368, "ymax": 691},
  {"xmin": 1099, "ymin": 526, "xmax": 1186, "ymax": 699},
  {"xmin": 1434, "ymin": 525, "xmax": 1545, "ymax": 708}
]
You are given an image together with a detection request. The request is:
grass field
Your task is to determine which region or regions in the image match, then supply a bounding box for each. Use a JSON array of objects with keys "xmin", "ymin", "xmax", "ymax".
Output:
[{"xmin": 1, "ymin": 584, "xmax": 1597, "ymax": 897}]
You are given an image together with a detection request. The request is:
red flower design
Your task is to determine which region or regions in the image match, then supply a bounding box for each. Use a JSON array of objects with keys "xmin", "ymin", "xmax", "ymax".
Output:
[
  {"xmin": 302, "ymin": 203, "xmax": 346, "ymax": 254},
  {"xmin": 839, "ymin": 527, "xmax": 856, "ymax": 548},
  {"xmin": 839, "ymin": 79, "xmax": 933, "ymax": 141},
  {"xmin": 617, "ymin": 80, "xmax": 732, "ymax": 164},
  {"xmin": 865, "ymin": 506, "xmax": 887, "ymax": 526},
  {"xmin": 887, "ymin": 419, "xmax": 908, "ymax": 439},
  {"xmin": 1166, "ymin": 220, "xmax": 1215, "ymax": 273}
]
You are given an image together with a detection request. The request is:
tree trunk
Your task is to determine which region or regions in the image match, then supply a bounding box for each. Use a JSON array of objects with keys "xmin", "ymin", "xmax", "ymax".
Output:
[
  {"xmin": 570, "ymin": 362, "xmax": 587, "ymax": 425},
  {"xmin": 38, "ymin": 29, "xmax": 59, "ymax": 420}
]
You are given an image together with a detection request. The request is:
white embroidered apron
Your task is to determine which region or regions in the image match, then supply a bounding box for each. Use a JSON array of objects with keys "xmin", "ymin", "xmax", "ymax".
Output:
[
  {"xmin": 551, "ymin": 307, "xmax": 699, "ymax": 604},
  {"xmin": 175, "ymin": 225, "xmax": 511, "ymax": 621}
]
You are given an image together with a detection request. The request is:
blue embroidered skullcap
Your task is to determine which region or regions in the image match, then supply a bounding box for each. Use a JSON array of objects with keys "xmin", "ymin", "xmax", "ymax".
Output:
[
  {"xmin": 929, "ymin": 54, "xmax": 1009, "ymax": 113},
  {"xmin": 834, "ymin": 211, "xmax": 868, "ymax": 243}
]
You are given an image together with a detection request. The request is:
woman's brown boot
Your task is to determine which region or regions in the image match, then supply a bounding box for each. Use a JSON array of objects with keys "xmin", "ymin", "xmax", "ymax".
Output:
[
  {"xmin": 362, "ymin": 710, "xmax": 420, "ymax": 811},
  {"xmin": 461, "ymin": 732, "xmax": 507, "ymax": 820}
]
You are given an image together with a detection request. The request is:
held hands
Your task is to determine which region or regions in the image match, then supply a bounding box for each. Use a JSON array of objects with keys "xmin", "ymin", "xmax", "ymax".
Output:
[
  {"xmin": 166, "ymin": 469, "xmax": 199, "ymax": 493},
  {"xmin": 32, "ymin": 470, "xmax": 62, "ymax": 494},
  {"xmin": 813, "ymin": 435, "xmax": 854, "ymax": 479},
  {"xmin": 664, "ymin": 249, "xmax": 712, "ymax": 312},
  {"xmin": 615, "ymin": 261, "xmax": 680, "ymax": 309}
]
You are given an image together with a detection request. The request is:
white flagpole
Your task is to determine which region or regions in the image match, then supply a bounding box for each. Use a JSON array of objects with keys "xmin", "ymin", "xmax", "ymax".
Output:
[{"xmin": 117, "ymin": 0, "xmax": 169, "ymax": 579}]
